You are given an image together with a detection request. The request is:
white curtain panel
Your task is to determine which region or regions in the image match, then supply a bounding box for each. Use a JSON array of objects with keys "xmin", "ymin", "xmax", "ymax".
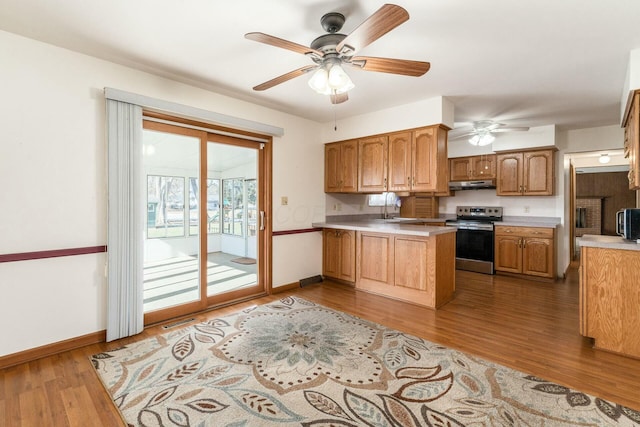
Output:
[{"xmin": 106, "ymin": 99, "xmax": 144, "ymax": 342}]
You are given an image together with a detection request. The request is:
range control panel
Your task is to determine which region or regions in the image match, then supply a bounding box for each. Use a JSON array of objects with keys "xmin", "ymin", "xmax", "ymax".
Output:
[{"xmin": 456, "ymin": 206, "xmax": 503, "ymax": 218}]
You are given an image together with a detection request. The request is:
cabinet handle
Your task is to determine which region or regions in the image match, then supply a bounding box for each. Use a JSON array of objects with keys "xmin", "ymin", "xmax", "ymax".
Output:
[
  {"xmin": 384, "ymin": 177, "xmax": 387, "ymax": 189},
  {"xmin": 259, "ymin": 211, "xmax": 265, "ymax": 231},
  {"xmin": 523, "ymin": 185, "xmax": 527, "ymax": 193},
  {"xmin": 522, "ymin": 239, "xmax": 526, "ymax": 248}
]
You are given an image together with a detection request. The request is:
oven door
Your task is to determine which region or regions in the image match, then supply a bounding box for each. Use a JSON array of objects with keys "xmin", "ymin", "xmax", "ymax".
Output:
[{"xmin": 455, "ymin": 227, "xmax": 494, "ymax": 263}]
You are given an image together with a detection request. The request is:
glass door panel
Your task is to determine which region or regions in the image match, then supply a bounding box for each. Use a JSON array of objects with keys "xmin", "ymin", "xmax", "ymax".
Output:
[
  {"xmin": 142, "ymin": 126, "xmax": 202, "ymax": 315},
  {"xmin": 206, "ymin": 141, "xmax": 259, "ymax": 299}
]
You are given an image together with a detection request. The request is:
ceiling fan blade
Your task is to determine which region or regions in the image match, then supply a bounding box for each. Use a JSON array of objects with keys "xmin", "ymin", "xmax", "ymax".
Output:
[
  {"xmin": 350, "ymin": 56, "xmax": 430, "ymax": 76},
  {"xmin": 449, "ymin": 131, "xmax": 478, "ymax": 140},
  {"xmin": 336, "ymin": 4, "xmax": 409, "ymax": 56},
  {"xmin": 492, "ymin": 126, "xmax": 530, "ymax": 133},
  {"xmin": 330, "ymin": 93, "xmax": 349, "ymax": 104},
  {"xmin": 245, "ymin": 32, "xmax": 324, "ymax": 59},
  {"xmin": 252, "ymin": 65, "xmax": 317, "ymax": 91}
]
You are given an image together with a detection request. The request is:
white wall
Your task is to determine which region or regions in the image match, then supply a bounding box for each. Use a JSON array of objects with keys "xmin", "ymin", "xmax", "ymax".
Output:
[
  {"xmin": 320, "ymin": 96, "xmax": 455, "ymax": 142},
  {"xmin": 0, "ymin": 30, "xmax": 324, "ymax": 356},
  {"xmin": 556, "ymin": 124, "xmax": 626, "ymax": 273}
]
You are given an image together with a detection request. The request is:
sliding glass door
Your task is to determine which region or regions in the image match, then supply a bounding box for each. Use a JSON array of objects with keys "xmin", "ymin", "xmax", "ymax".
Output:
[{"xmin": 141, "ymin": 119, "xmax": 270, "ymax": 325}]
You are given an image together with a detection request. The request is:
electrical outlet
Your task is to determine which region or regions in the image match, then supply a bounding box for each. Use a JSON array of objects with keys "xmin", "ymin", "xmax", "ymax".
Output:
[
  {"xmin": 524, "ymin": 206, "xmax": 530, "ymax": 213},
  {"xmin": 281, "ymin": 196, "xmax": 288, "ymax": 206}
]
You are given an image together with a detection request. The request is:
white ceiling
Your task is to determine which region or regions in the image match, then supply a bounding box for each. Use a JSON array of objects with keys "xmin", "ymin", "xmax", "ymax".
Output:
[{"xmin": 2, "ymin": 0, "xmax": 640, "ymax": 131}]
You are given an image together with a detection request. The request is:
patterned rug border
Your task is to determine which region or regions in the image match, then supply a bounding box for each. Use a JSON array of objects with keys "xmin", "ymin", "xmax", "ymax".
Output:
[{"xmin": 91, "ymin": 296, "xmax": 640, "ymax": 426}]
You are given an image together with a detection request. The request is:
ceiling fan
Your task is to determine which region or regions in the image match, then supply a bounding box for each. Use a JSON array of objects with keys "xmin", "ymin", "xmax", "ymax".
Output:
[
  {"xmin": 245, "ymin": 4, "xmax": 431, "ymax": 104},
  {"xmin": 450, "ymin": 120, "xmax": 530, "ymax": 146}
]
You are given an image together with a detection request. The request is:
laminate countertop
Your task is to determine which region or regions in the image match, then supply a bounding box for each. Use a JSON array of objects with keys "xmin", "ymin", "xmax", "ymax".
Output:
[
  {"xmin": 578, "ymin": 234, "xmax": 640, "ymax": 251},
  {"xmin": 311, "ymin": 219, "xmax": 455, "ymax": 237}
]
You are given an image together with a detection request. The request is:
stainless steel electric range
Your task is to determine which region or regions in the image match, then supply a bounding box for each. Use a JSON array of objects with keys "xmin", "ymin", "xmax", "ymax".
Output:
[{"xmin": 445, "ymin": 206, "xmax": 503, "ymax": 274}]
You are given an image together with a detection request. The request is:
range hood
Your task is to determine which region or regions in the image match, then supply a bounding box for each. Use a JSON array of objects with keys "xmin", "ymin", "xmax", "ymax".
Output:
[{"xmin": 449, "ymin": 179, "xmax": 496, "ymax": 191}]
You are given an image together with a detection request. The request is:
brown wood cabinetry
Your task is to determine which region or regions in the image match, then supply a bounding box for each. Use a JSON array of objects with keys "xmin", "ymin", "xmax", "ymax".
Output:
[
  {"xmin": 356, "ymin": 230, "xmax": 455, "ymax": 308},
  {"xmin": 623, "ymin": 90, "xmax": 640, "ymax": 189},
  {"xmin": 399, "ymin": 195, "xmax": 439, "ymax": 218},
  {"xmin": 494, "ymin": 225, "xmax": 555, "ymax": 279},
  {"xmin": 325, "ymin": 140, "xmax": 358, "ymax": 193},
  {"xmin": 325, "ymin": 124, "xmax": 449, "ymax": 194},
  {"xmin": 580, "ymin": 246, "xmax": 640, "ymax": 358},
  {"xmin": 387, "ymin": 131, "xmax": 413, "ymax": 191},
  {"xmin": 358, "ymin": 135, "xmax": 388, "ymax": 192},
  {"xmin": 322, "ymin": 229, "xmax": 356, "ymax": 282},
  {"xmin": 496, "ymin": 149, "xmax": 554, "ymax": 196},
  {"xmin": 412, "ymin": 126, "xmax": 449, "ymax": 192},
  {"xmin": 449, "ymin": 154, "xmax": 496, "ymax": 181}
]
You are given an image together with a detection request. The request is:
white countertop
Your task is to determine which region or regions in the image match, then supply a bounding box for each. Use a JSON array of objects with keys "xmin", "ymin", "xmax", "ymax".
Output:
[
  {"xmin": 312, "ymin": 219, "xmax": 456, "ymax": 237},
  {"xmin": 578, "ymin": 234, "xmax": 640, "ymax": 251}
]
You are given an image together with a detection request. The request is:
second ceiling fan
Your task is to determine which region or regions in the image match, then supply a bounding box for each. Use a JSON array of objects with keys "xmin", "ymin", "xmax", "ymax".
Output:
[{"xmin": 245, "ymin": 4, "xmax": 431, "ymax": 104}]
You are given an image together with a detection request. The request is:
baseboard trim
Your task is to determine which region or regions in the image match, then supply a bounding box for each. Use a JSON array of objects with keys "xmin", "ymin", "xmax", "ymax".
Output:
[
  {"xmin": 0, "ymin": 330, "xmax": 106, "ymax": 370},
  {"xmin": 272, "ymin": 281, "xmax": 302, "ymax": 294}
]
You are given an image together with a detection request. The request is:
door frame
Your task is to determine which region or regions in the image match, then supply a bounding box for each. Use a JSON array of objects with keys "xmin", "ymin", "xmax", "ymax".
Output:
[{"xmin": 142, "ymin": 113, "xmax": 272, "ymax": 325}]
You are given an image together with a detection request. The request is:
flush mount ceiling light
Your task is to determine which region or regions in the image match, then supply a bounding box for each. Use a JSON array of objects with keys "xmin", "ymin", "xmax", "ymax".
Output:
[
  {"xmin": 245, "ymin": 4, "xmax": 430, "ymax": 105},
  {"xmin": 599, "ymin": 153, "xmax": 611, "ymax": 164}
]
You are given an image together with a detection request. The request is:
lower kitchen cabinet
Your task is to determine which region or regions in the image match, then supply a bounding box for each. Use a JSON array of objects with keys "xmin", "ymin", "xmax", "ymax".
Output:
[
  {"xmin": 322, "ymin": 229, "xmax": 356, "ymax": 282},
  {"xmin": 580, "ymin": 245, "xmax": 640, "ymax": 358},
  {"xmin": 356, "ymin": 230, "xmax": 456, "ymax": 308},
  {"xmin": 494, "ymin": 225, "xmax": 555, "ymax": 279}
]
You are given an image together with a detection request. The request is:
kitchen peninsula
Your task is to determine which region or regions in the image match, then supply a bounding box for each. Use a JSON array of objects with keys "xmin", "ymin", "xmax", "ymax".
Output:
[
  {"xmin": 579, "ymin": 235, "xmax": 640, "ymax": 359},
  {"xmin": 312, "ymin": 218, "xmax": 456, "ymax": 309}
]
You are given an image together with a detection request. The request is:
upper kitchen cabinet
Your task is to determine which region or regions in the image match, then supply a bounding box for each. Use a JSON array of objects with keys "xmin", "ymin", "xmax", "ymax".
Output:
[
  {"xmin": 412, "ymin": 125, "xmax": 450, "ymax": 192},
  {"xmin": 496, "ymin": 149, "xmax": 554, "ymax": 196},
  {"xmin": 387, "ymin": 131, "xmax": 413, "ymax": 191},
  {"xmin": 388, "ymin": 127, "xmax": 450, "ymax": 193},
  {"xmin": 623, "ymin": 89, "xmax": 640, "ymax": 189},
  {"xmin": 449, "ymin": 154, "xmax": 497, "ymax": 181},
  {"xmin": 325, "ymin": 139, "xmax": 358, "ymax": 193},
  {"xmin": 325, "ymin": 124, "xmax": 449, "ymax": 194},
  {"xmin": 358, "ymin": 135, "xmax": 388, "ymax": 192}
]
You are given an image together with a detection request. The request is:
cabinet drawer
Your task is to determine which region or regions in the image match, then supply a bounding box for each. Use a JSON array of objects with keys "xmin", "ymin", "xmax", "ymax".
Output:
[{"xmin": 495, "ymin": 225, "xmax": 554, "ymax": 238}]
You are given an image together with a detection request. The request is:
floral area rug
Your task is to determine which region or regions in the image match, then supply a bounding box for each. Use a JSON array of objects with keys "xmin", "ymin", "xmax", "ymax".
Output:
[{"xmin": 91, "ymin": 296, "xmax": 640, "ymax": 426}]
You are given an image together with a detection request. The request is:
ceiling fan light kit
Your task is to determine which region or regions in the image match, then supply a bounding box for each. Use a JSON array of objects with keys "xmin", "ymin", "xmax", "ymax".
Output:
[
  {"xmin": 469, "ymin": 132, "xmax": 495, "ymax": 146},
  {"xmin": 245, "ymin": 4, "xmax": 430, "ymax": 104},
  {"xmin": 308, "ymin": 59, "xmax": 355, "ymax": 95}
]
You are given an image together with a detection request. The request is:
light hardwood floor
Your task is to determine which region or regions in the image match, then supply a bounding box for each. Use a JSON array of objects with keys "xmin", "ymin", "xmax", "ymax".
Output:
[{"xmin": 2, "ymin": 268, "xmax": 640, "ymax": 426}]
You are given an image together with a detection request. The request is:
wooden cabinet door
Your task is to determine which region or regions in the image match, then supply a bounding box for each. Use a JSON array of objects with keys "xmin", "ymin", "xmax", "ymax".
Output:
[
  {"xmin": 324, "ymin": 143, "xmax": 341, "ymax": 193},
  {"xmin": 358, "ymin": 136, "xmax": 388, "ymax": 192},
  {"xmin": 522, "ymin": 237, "xmax": 554, "ymax": 278},
  {"xmin": 388, "ymin": 131, "xmax": 412, "ymax": 191},
  {"xmin": 625, "ymin": 92, "xmax": 639, "ymax": 189},
  {"xmin": 340, "ymin": 140, "xmax": 358, "ymax": 193},
  {"xmin": 322, "ymin": 229, "xmax": 341, "ymax": 278},
  {"xmin": 494, "ymin": 234, "xmax": 522, "ymax": 273},
  {"xmin": 449, "ymin": 157, "xmax": 471, "ymax": 181},
  {"xmin": 412, "ymin": 127, "xmax": 438, "ymax": 191},
  {"xmin": 470, "ymin": 154, "xmax": 496, "ymax": 179},
  {"xmin": 523, "ymin": 150, "xmax": 553, "ymax": 195},
  {"xmin": 322, "ymin": 229, "xmax": 356, "ymax": 282},
  {"xmin": 339, "ymin": 230, "xmax": 356, "ymax": 282},
  {"xmin": 357, "ymin": 232, "xmax": 393, "ymax": 286},
  {"xmin": 394, "ymin": 236, "xmax": 429, "ymax": 291},
  {"xmin": 496, "ymin": 152, "xmax": 523, "ymax": 195}
]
